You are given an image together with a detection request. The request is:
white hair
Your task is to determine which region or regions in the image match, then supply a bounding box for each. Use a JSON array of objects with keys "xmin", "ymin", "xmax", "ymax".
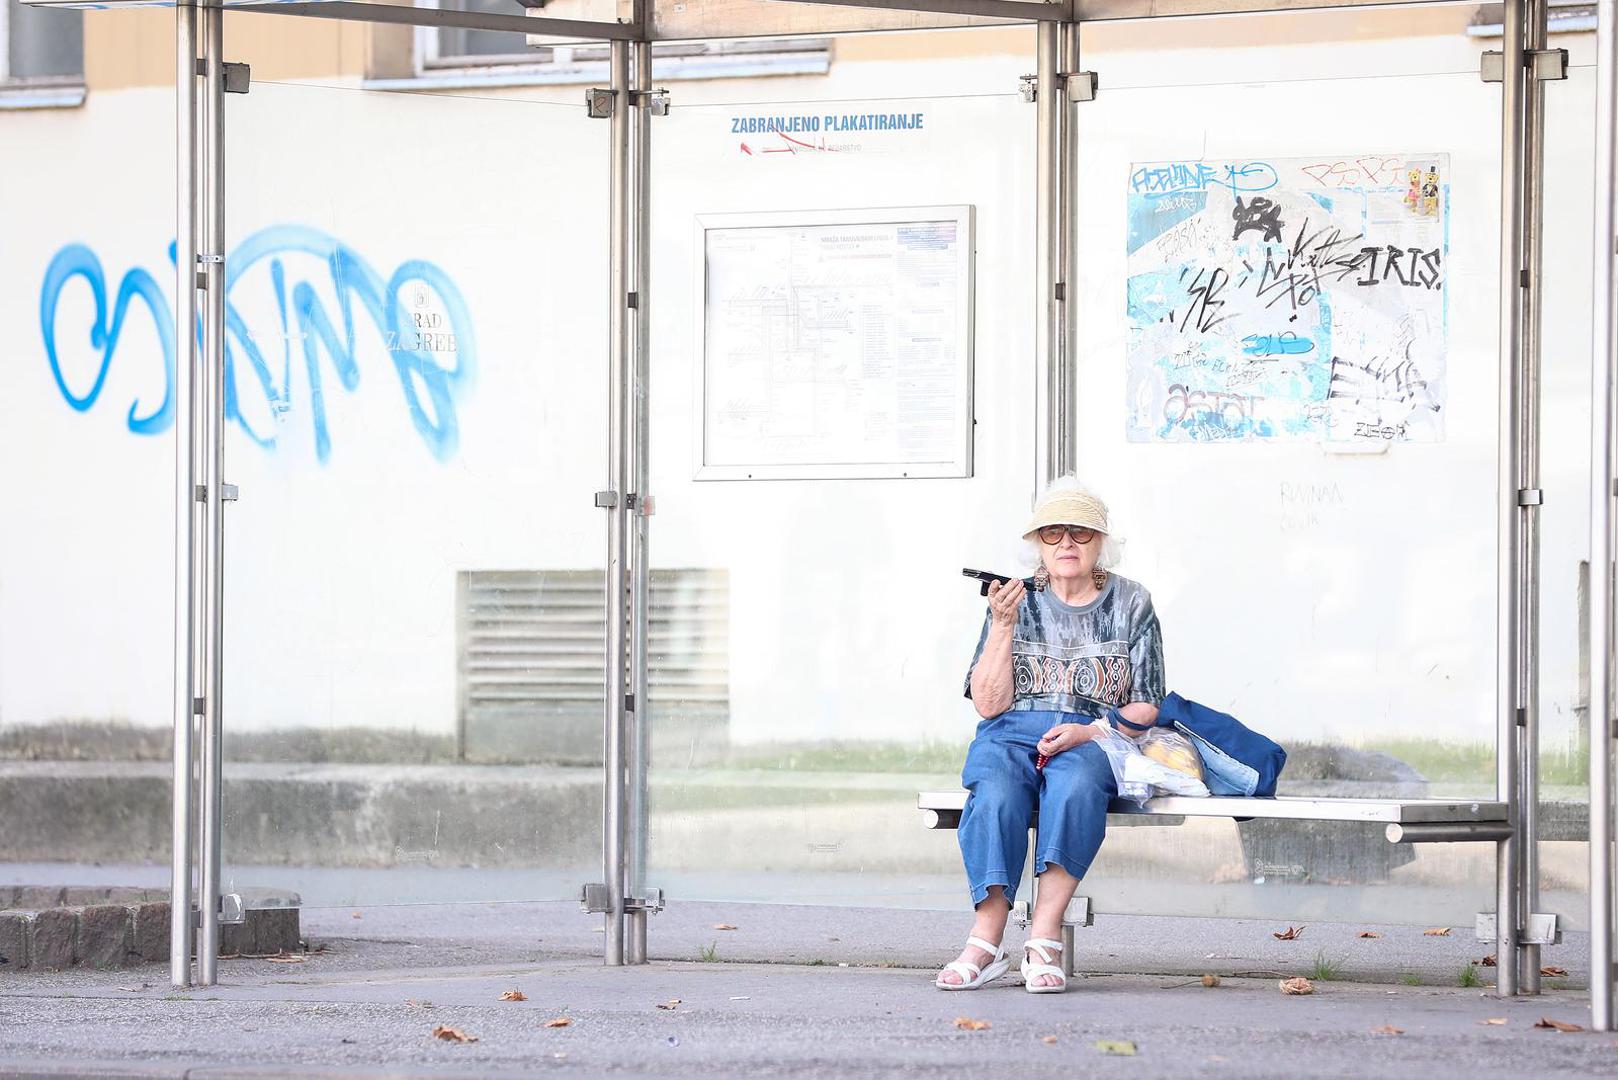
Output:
[{"xmin": 1020, "ymin": 474, "xmax": 1125, "ymax": 572}]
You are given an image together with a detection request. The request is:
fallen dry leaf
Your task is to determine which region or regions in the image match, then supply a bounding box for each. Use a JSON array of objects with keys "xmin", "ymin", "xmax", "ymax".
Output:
[
  {"xmin": 264, "ymin": 953, "xmax": 306, "ymax": 964},
  {"xmin": 544, "ymin": 1018, "xmax": 571, "ymax": 1028},
  {"xmin": 1481, "ymin": 1018, "xmax": 1508, "ymax": 1026},
  {"xmin": 1480, "ymin": 954, "xmax": 1498, "ymax": 967},
  {"xmin": 1358, "ymin": 931, "xmax": 1382, "ymax": 939},
  {"xmin": 712, "ymin": 924, "xmax": 738, "ymax": 931},
  {"xmin": 655, "ymin": 999, "xmax": 682, "ymax": 1011},
  {"xmin": 1095, "ymin": 1040, "xmax": 1137, "ymax": 1056},
  {"xmin": 499, "ymin": 990, "xmax": 527, "ymax": 1002},
  {"xmin": 1534, "ymin": 1017, "xmax": 1585, "ymax": 1033},
  {"xmin": 1541, "ymin": 966, "xmax": 1568, "ymax": 978},
  {"xmin": 1423, "ymin": 927, "xmax": 1452, "ymax": 937},
  {"xmin": 351, "ymin": 912, "xmax": 363, "ymax": 920},
  {"xmin": 431, "ymin": 1026, "xmax": 477, "ymax": 1043},
  {"xmin": 1041, "ymin": 1035, "xmax": 1058, "ymax": 1045},
  {"xmin": 1201, "ymin": 974, "xmax": 1221, "ymax": 988},
  {"xmin": 1370, "ymin": 1025, "xmax": 1404, "ymax": 1036},
  {"xmin": 953, "ymin": 1017, "xmax": 991, "ymax": 1031},
  {"xmin": 1273, "ymin": 925, "xmax": 1305, "ymax": 941},
  {"xmin": 1279, "ymin": 977, "xmax": 1315, "ymax": 996}
]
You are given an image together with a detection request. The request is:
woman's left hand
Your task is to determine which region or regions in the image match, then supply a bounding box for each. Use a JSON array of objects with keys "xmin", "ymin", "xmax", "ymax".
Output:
[{"xmin": 1037, "ymin": 723, "xmax": 1095, "ymax": 757}]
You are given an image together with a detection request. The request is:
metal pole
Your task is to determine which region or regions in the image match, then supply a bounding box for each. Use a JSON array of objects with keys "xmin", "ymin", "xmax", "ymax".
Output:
[
  {"xmin": 1518, "ymin": 0, "xmax": 1548, "ymax": 998},
  {"xmin": 1058, "ymin": 21, "xmax": 1077, "ymax": 479},
  {"xmin": 196, "ymin": 0, "xmax": 226, "ymax": 988},
  {"xmin": 601, "ymin": 37, "xmax": 631, "ymax": 968},
  {"xmin": 170, "ymin": 0, "xmax": 200, "ymax": 992},
  {"xmin": 1591, "ymin": 0, "xmax": 1618, "ymax": 1034},
  {"xmin": 1033, "ymin": 21, "xmax": 1064, "ymax": 488},
  {"xmin": 1495, "ymin": 0, "xmax": 1526, "ymax": 1000},
  {"xmin": 625, "ymin": 36, "xmax": 652, "ymax": 967}
]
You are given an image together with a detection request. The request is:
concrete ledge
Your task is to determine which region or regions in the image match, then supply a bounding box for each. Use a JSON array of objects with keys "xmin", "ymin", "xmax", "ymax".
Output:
[
  {"xmin": 27, "ymin": 908, "xmax": 75, "ymax": 970},
  {"xmin": 0, "ymin": 891, "xmax": 299, "ymax": 972},
  {"xmin": 0, "ymin": 910, "xmax": 26, "ymax": 969}
]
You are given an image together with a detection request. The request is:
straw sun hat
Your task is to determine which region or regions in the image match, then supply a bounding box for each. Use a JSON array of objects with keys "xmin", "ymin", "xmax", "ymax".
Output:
[{"xmin": 1020, "ymin": 487, "xmax": 1111, "ymax": 541}]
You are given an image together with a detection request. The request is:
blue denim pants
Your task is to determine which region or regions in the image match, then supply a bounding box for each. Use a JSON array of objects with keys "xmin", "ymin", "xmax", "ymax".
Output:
[{"xmin": 958, "ymin": 710, "xmax": 1117, "ymax": 907}]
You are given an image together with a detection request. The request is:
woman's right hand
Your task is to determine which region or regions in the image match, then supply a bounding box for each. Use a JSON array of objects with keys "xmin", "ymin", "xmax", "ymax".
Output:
[{"xmin": 987, "ymin": 578, "xmax": 1026, "ymax": 629}]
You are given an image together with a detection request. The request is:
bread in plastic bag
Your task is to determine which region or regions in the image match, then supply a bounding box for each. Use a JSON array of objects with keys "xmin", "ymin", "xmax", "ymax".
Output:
[
  {"xmin": 1090, "ymin": 723, "xmax": 1212, "ymax": 804},
  {"xmin": 1139, "ymin": 728, "xmax": 1205, "ymax": 784}
]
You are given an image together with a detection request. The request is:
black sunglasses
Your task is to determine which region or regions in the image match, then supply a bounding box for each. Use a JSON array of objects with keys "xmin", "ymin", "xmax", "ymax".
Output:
[{"xmin": 1036, "ymin": 524, "xmax": 1098, "ymax": 545}]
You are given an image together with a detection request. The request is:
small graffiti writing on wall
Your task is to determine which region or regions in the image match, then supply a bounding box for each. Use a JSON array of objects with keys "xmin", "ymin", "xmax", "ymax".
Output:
[{"xmin": 39, "ymin": 224, "xmax": 476, "ymax": 464}]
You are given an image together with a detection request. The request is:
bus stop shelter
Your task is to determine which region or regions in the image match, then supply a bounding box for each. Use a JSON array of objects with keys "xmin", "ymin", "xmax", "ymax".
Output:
[{"xmin": 17, "ymin": 0, "xmax": 1618, "ymax": 1031}]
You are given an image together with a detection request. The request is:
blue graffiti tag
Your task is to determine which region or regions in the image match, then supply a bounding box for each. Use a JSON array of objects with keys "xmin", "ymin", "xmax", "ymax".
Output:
[
  {"xmin": 1129, "ymin": 161, "xmax": 1279, "ymax": 199},
  {"xmin": 39, "ymin": 225, "xmax": 475, "ymax": 463},
  {"xmin": 1240, "ymin": 331, "xmax": 1316, "ymax": 357},
  {"xmin": 39, "ymin": 244, "xmax": 177, "ymax": 434}
]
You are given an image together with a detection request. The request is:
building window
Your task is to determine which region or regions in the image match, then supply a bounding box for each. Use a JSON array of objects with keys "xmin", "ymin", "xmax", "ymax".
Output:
[
  {"xmin": 0, "ymin": 0, "xmax": 84, "ymax": 107},
  {"xmin": 403, "ymin": 0, "xmax": 830, "ymax": 88}
]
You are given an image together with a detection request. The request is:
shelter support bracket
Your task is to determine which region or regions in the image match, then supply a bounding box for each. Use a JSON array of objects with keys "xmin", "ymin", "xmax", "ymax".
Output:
[
  {"xmin": 1018, "ymin": 70, "xmax": 1097, "ymax": 103},
  {"xmin": 1477, "ymin": 913, "xmax": 1562, "ymax": 947},
  {"xmin": 580, "ymin": 883, "xmax": 665, "ymax": 916},
  {"xmin": 1481, "ymin": 48, "xmax": 1569, "ymax": 83},
  {"xmin": 193, "ymin": 59, "xmax": 250, "ymax": 93}
]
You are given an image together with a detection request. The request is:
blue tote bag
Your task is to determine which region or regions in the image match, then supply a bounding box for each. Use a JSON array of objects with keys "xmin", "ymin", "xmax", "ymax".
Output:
[{"xmin": 1155, "ymin": 692, "xmax": 1287, "ymax": 798}]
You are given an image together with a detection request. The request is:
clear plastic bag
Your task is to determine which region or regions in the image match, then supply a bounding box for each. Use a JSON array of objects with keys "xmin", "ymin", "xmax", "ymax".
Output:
[
  {"xmin": 1087, "ymin": 724, "xmax": 1153, "ymax": 805},
  {"xmin": 1139, "ymin": 728, "xmax": 1206, "ymax": 784},
  {"xmin": 1123, "ymin": 753, "xmax": 1211, "ymax": 798},
  {"xmin": 1091, "ymin": 723, "xmax": 1212, "ymax": 804}
]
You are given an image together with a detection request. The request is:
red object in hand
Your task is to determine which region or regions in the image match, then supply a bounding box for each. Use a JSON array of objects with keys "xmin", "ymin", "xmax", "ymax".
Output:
[{"xmin": 1035, "ymin": 752, "xmax": 1050, "ymax": 772}]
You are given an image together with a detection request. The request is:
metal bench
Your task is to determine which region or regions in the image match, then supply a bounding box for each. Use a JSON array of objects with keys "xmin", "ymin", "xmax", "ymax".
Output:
[{"xmin": 919, "ymin": 790, "xmax": 1515, "ymax": 977}]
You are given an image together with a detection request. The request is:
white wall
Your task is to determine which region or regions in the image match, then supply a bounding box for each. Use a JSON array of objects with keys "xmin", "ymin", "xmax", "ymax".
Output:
[{"xmin": 0, "ymin": 22, "xmax": 1599, "ymax": 756}]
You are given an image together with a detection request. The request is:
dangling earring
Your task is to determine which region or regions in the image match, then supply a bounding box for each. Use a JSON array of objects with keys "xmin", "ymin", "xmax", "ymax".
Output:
[
  {"xmin": 1092, "ymin": 568, "xmax": 1108, "ymax": 590},
  {"xmin": 1033, "ymin": 565, "xmax": 1050, "ymax": 591}
]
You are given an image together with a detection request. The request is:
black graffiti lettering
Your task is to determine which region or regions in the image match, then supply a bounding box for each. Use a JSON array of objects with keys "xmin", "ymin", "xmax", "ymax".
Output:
[
  {"xmin": 1232, "ymin": 196, "xmax": 1285, "ymax": 243},
  {"xmin": 1328, "ymin": 355, "xmax": 1440, "ymax": 413},
  {"xmin": 1346, "ymin": 244, "xmax": 1442, "ymax": 289},
  {"xmin": 1178, "ymin": 265, "xmax": 1232, "ymax": 333},
  {"xmin": 1382, "ymin": 245, "xmax": 1412, "ymax": 286},
  {"xmin": 1354, "ymin": 246, "xmax": 1381, "ymax": 286},
  {"xmin": 1417, "ymin": 248, "xmax": 1442, "ymax": 289},
  {"xmin": 1353, "ymin": 420, "xmax": 1407, "ymax": 440}
]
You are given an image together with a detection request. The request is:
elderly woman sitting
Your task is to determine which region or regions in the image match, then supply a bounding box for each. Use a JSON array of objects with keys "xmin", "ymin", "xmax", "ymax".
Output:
[{"xmin": 936, "ymin": 478, "xmax": 1165, "ymax": 994}]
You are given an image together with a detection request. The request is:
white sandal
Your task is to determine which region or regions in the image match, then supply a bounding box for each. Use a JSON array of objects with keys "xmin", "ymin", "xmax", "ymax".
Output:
[
  {"xmin": 934, "ymin": 935, "xmax": 1012, "ymax": 991},
  {"xmin": 1021, "ymin": 938, "xmax": 1067, "ymax": 994}
]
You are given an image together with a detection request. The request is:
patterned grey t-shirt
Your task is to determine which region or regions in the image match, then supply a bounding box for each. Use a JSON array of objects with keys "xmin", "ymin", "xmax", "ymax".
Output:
[{"xmin": 964, "ymin": 574, "xmax": 1165, "ymax": 719}]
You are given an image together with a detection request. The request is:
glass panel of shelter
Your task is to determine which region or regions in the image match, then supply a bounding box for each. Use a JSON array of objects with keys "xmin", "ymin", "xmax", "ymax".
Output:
[{"xmin": 218, "ymin": 78, "xmax": 609, "ymax": 912}]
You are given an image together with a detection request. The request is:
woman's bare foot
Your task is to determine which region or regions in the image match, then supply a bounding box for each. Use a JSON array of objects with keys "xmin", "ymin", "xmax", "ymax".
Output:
[{"xmin": 936, "ymin": 893, "xmax": 1010, "ymax": 986}]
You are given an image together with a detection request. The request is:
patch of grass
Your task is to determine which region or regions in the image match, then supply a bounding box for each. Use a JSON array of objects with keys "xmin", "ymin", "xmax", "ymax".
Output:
[
  {"xmin": 807, "ymin": 959, "xmax": 828, "ymax": 966},
  {"xmin": 736, "ymin": 741, "xmax": 970, "ymax": 774},
  {"xmin": 1399, "ymin": 973, "xmax": 1422, "ymax": 986},
  {"xmin": 699, "ymin": 942, "xmax": 719, "ymax": 963},
  {"xmin": 1307, "ymin": 950, "xmax": 1344, "ymax": 981},
  {"xmin": 1361, "ymin": 738, "xmax": 1589, "ymax": 787},
  {"xmin": 1458, "ymin": 964, "xmax": 1482, "ymax": 988}
]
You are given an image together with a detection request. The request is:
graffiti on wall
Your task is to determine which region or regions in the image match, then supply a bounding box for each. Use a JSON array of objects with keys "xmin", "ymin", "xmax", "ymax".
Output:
[
  {"xmin": 39, "ymin": 225, "xmax": 476, "ymax": 463},
  {"xmin": 1125, "ymin": 154, "xmax": 1448, "ymax": 444}
]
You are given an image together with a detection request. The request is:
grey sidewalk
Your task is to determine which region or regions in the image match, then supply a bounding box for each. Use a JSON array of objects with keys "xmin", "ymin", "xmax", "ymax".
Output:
[{"xmin": 0, "ymin": 901, "xmax": 1612, "ymax": 1079}]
